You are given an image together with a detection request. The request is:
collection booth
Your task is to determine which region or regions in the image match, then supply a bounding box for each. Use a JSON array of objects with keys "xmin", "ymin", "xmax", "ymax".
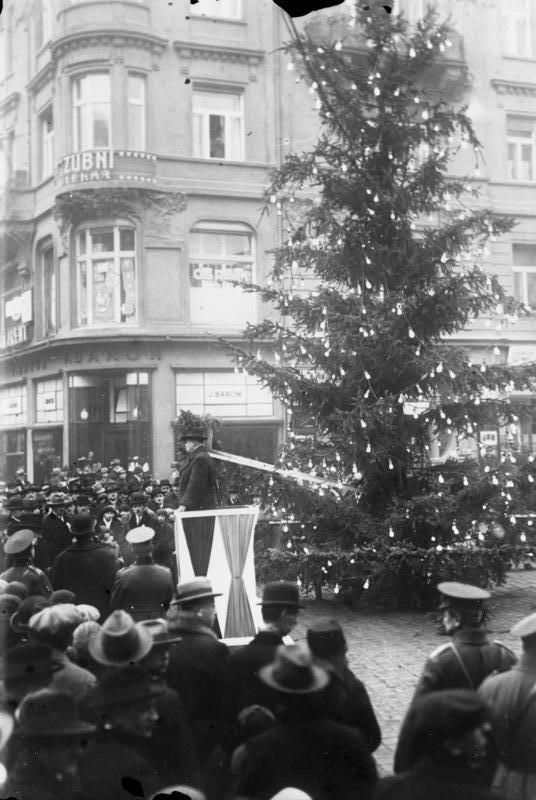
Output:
[{"xmin": 174, "ymin": 506, "xmax": 262, "ymax": 641}]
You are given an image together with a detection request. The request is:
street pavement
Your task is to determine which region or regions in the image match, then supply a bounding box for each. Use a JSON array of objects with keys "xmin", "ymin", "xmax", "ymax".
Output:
[{"xmin": 291, "ymin": 567, "xmax": 536, "ymax": 776}]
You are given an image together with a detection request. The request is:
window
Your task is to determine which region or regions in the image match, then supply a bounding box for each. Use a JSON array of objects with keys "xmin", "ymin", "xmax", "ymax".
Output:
[
  {"xmin": 192, "ymin": 88, "xmax": 244, "ymax": 161},
  {"xmin": 503, "ymin": 0, "xmax": 531, "ymax": 57},
  {"xmin": 109, "ymin": 372, "xmax": 149, "ymax": 424},
  {"xmin": 190, "ymin": 0, "xmax": 241, "ymax": 18},
  {"xmin": 35, "ymin": 0, "xmax": 53, "ymax": 51},
  {"xmin": 0, "ymin": 384, "xmax": 27, "ymax": 427},
  {"xmin": 76, "ymin": 226, "xmax": 137, "ymax": 326},
  {"xmin": 35, "ymin": 377, "xmax": 63, "ymax": 424},
  {"xmin": 507, "ymin": 116, "xmax": 536, "ymax": 181},
  {"xmin": 513, "ymin": 244, "xmax": 536, "ymax": 307},
  {"xmin": 39, "ymin": 106, "xmax": 54, "ymax": 180},
  {"xmin": 42, "ymin": 245, "xmax": 56, "ymax": 335},
  {"xmin": 1, "ymin": 6, "xmax": 13, "ymax": 78},
  {"xmin": 127, "ymin": 73, "xmax": 146, "ymax": 151},
  {"xmin": 73, "ymin": 73, "xmax": 111, "ymax": 150},
  {"xmin": 189, "ymin": 222, "xmax": 256, "ymax": 325},
  {"xmin": 176, "ymin": 371, "xmax": 273, "ymax": 417}
]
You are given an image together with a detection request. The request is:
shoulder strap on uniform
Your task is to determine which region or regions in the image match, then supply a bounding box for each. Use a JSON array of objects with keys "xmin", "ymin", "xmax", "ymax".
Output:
[
  {"xmin": 429, "ymin": 642, "xmax": 453, "ymax": 659},
  {"xmin": 450, "ymin": 641, "xmax": 475, "ymax": 689}
]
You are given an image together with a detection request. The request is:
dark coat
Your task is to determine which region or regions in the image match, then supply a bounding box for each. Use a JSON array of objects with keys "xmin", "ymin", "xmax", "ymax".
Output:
[
  {"xmin": 232, "ymin": 713, "xmax": 378, "ymax": 800},
  {"xmin": 177, "ymin": 446, "xmax": 217, "ymax": 510},
  {"xmin": 165, "ymin": 612, "xmax": 230, "ymax": 762},
  {"xmin": 3, "ymin": 759, "xmax": 79, "ymax": 800},
  {"xmin": 374, "ymin": 760, "xmax": 507, "ymax": 800},
  {"xmin": 226, "ymin": 629, "xmax": 284, "ymax": 721},
  {"xmin": 50, "ymin": 538, "xmax": 118, "ymax": 619},
  {"xmin": 127, "ymin": 507, "xmax": 158, "ymax": 532},
  {"xmin": 110, "ymin": 559, "xmax": 173, "ymax": 621},
  {"xmin": 40, "ymin": 511, "xmax": 73, "ymax": 568},
  {"xmin": 0, "ymin": 563, "xmax": 53, "ymax": 598}
]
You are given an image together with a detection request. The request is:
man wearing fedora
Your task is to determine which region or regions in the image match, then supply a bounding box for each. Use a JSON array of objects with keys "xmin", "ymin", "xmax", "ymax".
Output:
[
  {"xmin": 231, "ymin": 644, "xmax": 377, "ymax": 800},
  {"xmin": 165, "ymin": 577, "xmax": 230, "ymax": 765},
  {"xmin": 395, "ymin": 581, "xmax": 516, "ymax": 775},
  {"xmin": 110, "ymin": 526, "xmax": 174, "ymax": 621},
  {"xmin": 41, "ymin": 491, "xmax": 72, "ymax": 568},
  {"xmin": 0, "ymin": 529, "xmax": 52, "ymax": 598},
  {"xmin": 49, "ymin": 512, "xmax": 118, "ymax": 620},
  {"xmin": 3, "ymin": 688, "xmax": 96, "ymax": 800},
  {"xmin": 226, "ymin": 581, "xmax": 302, "ymax": 720},
  {"xmin": 479, "ymin": 611, "xmax": 536, "ymax": 799},
  {"xmin": 177, "ymin": 430, "xmax": 217, "ymax": 512}
]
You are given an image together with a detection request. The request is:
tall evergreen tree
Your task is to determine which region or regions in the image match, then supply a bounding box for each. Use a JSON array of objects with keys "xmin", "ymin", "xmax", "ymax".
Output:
[{"xmin": 224, "ymin": 3, "xmax": 535, "ymax": 551}]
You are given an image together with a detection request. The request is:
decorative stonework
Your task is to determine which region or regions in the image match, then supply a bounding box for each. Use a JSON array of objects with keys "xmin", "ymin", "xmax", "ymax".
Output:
[
  {"xmin": 51, "ymin": 30, "xmax": 168, "ymax": 61},
  {"xmin": 491, "ymin": 79, "xmax": 536, "ymax": 97},
  {"xmin": 174, "ymin": 41, "xmax": 264, "ymax": 81},
  {"xmin": 0, "ymin": 92, "xmax": 20, "ymax": 116},
  {"xmin": 27, "ymin": 62, "xmax": 54, "ymax": 95}
]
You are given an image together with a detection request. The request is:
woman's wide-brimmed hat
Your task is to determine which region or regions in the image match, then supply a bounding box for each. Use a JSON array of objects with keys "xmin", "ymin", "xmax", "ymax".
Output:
[
  {"xmin": 259, "ymin": 644, "xmax": 329, "ymax": 695},
  {"xmin": 88, "ymin": 609, "xmax": 153, "ymax": 666}
]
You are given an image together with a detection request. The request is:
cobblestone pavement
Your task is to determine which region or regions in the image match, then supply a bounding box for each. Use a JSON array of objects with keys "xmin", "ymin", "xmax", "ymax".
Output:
[{"xmin": 291, "ymin": 568, "xmax": 536, "ymax": 776}]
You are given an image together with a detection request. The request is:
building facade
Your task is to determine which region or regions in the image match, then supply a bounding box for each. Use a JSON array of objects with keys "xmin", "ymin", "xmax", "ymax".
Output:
[{"xmin": 1, "ymin": 0, "xmax": 536, "ymax": 481}]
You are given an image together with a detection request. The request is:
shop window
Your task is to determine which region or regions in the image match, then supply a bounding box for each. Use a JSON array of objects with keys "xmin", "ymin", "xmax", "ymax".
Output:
[
  {"xmin": 41, "ymin": 244, "xmax": 57, "ymax": 335},
  {"xmin": 192, "ymin": 88, "xmax": 244, "ymax": 161},
  {"xmin": 33, "ymin": 428, "xmax": 63, "ymax": 484},
  {"xmin": 503, "ymin": 0, "xmax": 532, "ymax": 57},
  {"xmin": 35, "ymin": 377, "xmax": 63, "ymax": 424},
  {"xmin": 190, "ymin": 0, "xmax": 242, "ymax": 18},
  {"xmin": 176, "ymin": 370, "xmax": 273, "ymax": 418},
  {"xmin": 68, "ymin": 374, "xmax": 105, "ymax": 422},
  {"xmin": 76, "ymin": 225, "xmax": 137, "ymax": 327},
  {"xmin": 513, "ymin": 244, "xmax": 536, "ymax": 307},
  {"xmin": 0, "ymin": 430, "xmax": 26, "ymax": 480},
  {"xmin": 110, "ymin": 372, "xmax": 149, "ymax": 424},
  {"xmin": 127, "ymin": 73, "xmax": 146, "ymax": 151},
  {"xmin": 507, "ymin": 116, "xmax": 536, "ymax": 181},
  {"xmin": 73, "ymin": 72, "xmax": 111, "ymax": 150},
  {"xmin": 0, "ymin": 268, "xmax": 32, "ymax": 350},
  {"xmin": 39, "ymin": 106, "xmax": 54, "ymax": 181},
  {"xmin": 189, "ymin": 222, "xmax": 256, "ymax": 325},
  {"xmin": 0, "ymin": 384, "xmax": 27, "ymax": 427}
]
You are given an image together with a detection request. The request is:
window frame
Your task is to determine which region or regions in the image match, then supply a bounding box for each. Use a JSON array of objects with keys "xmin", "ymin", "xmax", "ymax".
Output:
[
  {"xmin": 189, "ymin": 0, "xmax": 242, "ymax": 19},
  {"xmin": 41, "ymin": 242, "xmax": 57, "ymax": 336},
  {"xmin": 127, "ymin": 72, "xmax": 147, "ymax": 151},
  {"xmin": 512, "ymin": 243, "xmax": 536, "ymax": 307},
  {"xmin": 72, "ymin": 71, "xmax": 112, "ymax": 151},
  {"xmin": 507, "ymin": 115, "xmax": 536, "ymax": 181},
  {"xmin": 175, "ymin": 369, "xmax": 274, "ymax": 419},
  {"xmin": 75, "ymin": 224, "xmax": 137, "ymax": 328},
  {"xmin": 503, "ymin": 0, "xmax": 532, "ymax": 58},
  {"xmin": 39, "ymin": 105, "xmax": 54, "ymax": 181},
  {"xmin": 192, "ymin": 87, "xmax": 245, "ymax": 161}
]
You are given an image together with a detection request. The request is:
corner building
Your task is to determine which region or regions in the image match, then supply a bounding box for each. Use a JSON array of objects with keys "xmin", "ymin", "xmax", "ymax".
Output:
[{"xmin": 0, "ymin": 0, "xmax": 288, "ymax": 480}]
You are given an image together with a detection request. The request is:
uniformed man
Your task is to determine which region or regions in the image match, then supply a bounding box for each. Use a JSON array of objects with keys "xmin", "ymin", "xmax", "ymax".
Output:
[
  {"xmin": 110, "ymin": 526, "xmax": 174, "ymax": 621},
  {"xmin": 0, "ymin": 529, "xmax": 53, "ymax": 598},
  {"xmin": 394, "ymin": 580, "xmax": 516, "ymax": 773}
]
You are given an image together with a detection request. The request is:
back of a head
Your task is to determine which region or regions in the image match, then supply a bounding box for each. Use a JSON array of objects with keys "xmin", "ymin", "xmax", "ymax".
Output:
[
  {"xmin": 306, "ymin": 617, "xmax": 346, "ymax": 660},
  {"xmin": 407, "ymin": 689, "xmax": 488, "ymax": 761}
]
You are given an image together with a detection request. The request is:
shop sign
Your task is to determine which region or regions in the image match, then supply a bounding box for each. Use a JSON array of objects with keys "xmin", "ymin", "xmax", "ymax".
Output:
[
  {"xmin": 480, "ymin": 430, "xmax": 498, "ymax": 446},
  {"xmin": 56, "ymin": 150, "xmax": 157, "ymax": 187},
  {"xmin": 1, "ymin": 289, "xmax": 32, "ymax": 350},
  {"xmin": 206, "ymin": 387, "xmax": 246, "ymax": 403},
  {"xmin": 190, "ymin": 262, "xmax": 253, "ymax": 287}
]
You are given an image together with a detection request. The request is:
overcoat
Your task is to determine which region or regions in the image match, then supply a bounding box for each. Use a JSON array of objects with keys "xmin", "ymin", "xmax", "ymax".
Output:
[
  {"xmin": 177, "ymin": 445, "xmax": 217, "ymax": 510},
  {"xmin": 373, "ymin": 760, "xmax": 507, "ymax": 800},
  {"xmin": 40, "ymin": 511, "xmax": 72, "ymax": 568},
  {"xmin": 226, "ymin": 629, "xmax": 284, "ymax": 720},
  {"xmin": 50, "ymin": 538, "xmax": 118, "ymax": 619},
  {"xmin": 0, "ymin": 563, "xmax": 53, "ymax": 598},
  {"xmin": 110, "ymin": 559, "xmax": 173, "ymax": 621}
]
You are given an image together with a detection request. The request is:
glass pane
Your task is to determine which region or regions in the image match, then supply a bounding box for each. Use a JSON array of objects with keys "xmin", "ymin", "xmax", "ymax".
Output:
[
  {"xmin": 513, "ymin": 272, "xmax": 523, "ymax": 301},
  {"xmin": 88, "ymin": 73, "xmax": 111, "ymax": 101},
  {"xmin": 228, "ymin": 115, "xmax": 243, "ymax": 160},
  {"xmin": 77, "ymin": 231, "xmax": 86, "ymax": 256},
  {"xmin": 90, "ymin": 229, "xmax": 114, "ymax": 252},
  {"xmin": 93, "ymin": 104, "xmax": 110, "ymax": 147},
  {"xmin": 521, "ymin": 144, "xmax": 533, "ymax": 180},
  {"xmin": 128, "ymin": 74, "xmax": 145, "ymax": 101},
  {"xmin": 127, "ymin": 104, "xmax": 144, "ymax": 150},
  {"xmin": 209, "ymin": 114, "xmax": 225, "ymax": 158},
  {"xmin": 527, "ymin": 273, "xmax": 536, "ymax": 306},
  {"xmin": 513, "ymin": 244, "xmax": 536, "ymax": 266},
  {"xmin": 120, "ymin": 228, "xmax": 135, "ymax": 251},
  {"xmin": 92, "ymin": 259, "xmax": 115, "ymax": 323},
  {"xmin": 79, "ymin": 261, "xmax": 88, "ymax": 326},
  {"xmin": 194, "ymin": 91, "xmax": 240, "ymax": 112},
  {"xmin": 120, "ymin": 257, "xmax": 136, "ymax": 322},
  {"xmin": 223, "ymin": 232, "xmax": 251, "ymax": 256}
]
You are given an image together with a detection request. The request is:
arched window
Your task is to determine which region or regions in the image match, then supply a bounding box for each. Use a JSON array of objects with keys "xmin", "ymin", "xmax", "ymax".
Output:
[
  {"xmin": 75, "ymin": 225, "xmax": 137, "ymax": 327},
  {"xmin": 188, "ymin": 221, "xmax": 256, "ymax": 326}
]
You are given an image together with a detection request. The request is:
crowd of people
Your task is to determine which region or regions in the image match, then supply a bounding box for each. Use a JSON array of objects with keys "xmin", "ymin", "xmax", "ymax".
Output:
[{"xmin": 1, "ymin": 446, "xmax": 536, "ymax": 798}]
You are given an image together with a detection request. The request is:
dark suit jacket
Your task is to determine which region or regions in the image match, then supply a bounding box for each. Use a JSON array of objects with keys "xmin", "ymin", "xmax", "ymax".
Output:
[
  {"xmin": 373, "ymin": 760, "xmax": 507, "ymax": 800},
  {"xmin": 50, "ymin": 538, "xmax": 118, "ymax": 619},
  {"xmin": 232, "ymin": 714, "xmax": 378, "ymax": 800},
  {"xmin": 110, "ymin": 560, "xmax": 173, "ymax": 621},
  {"xmin": 41, "ymin": 511, "xmax": 72, "ymax": 568},
  {"xmin": 177, "ymin": 446, "xmax": 217, "ymax": 510},
  {"xmin": 226, "ymin": 630, "xmax": 284, "ymax": 720}
]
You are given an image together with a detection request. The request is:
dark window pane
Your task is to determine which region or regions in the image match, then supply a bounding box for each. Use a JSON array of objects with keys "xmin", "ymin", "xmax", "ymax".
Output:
[
  {"xmin": 120, "ymin": 228, "xmax": 135, "ymax": 251},
  {"xmin": 209, "ymin": 114, "xmax": 225, "ymax": 158},
  {"xmin": 90, "ymin": 230, "xmax": 114, "ymax": 252}
]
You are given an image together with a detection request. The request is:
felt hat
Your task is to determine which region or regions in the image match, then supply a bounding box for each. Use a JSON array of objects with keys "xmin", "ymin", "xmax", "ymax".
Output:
[
  {"xmin": 75, "ymin": 494, "xmax": 92, "ymax": 506},
  {"xmin": 16, "ymin": 688, "xmax": 96, "ymax": 737},
  {"xmin": 511, "ymin": 611, "xmax": 536, "ymax": 639},
  {"xmin": 47, "ymin": 492, "xmax": 67, "ymax": 506},
  {"xmin": 70, "ymin": 512, "xmax": 94, "ymax": 537},
  {"xmin": 1, "ymin": 643, "xmax": 62, "ymax": 683},
  {"xmin": 138, "ymin": 618, "xmax": 182, "ymax": 647},
  {"xmin": 306, "ymin": 617, "xmax": 347, "ymax": 658},
  {"xmin": 11, "ymin": 596, "xmax": 51, "ymax": 635},
  {"xmin": 173, "ymin": 577, "xmax": 222, "ymax": 605},
  {"xmin": 105, "ymin": 483, "xmax": 118, "ymax": 492},
  {"xmin": 151, "ymin": 487, "xmax": 165, "ymax": 496},
  {"xmin": 437, "ymin": 582, "xmax": 490, "ymax": 610},
  {"xmin": 130, "ymin": 491, "xmax": 149, "ymax": 505},
  {"xmin": 5, "ymin": 496, "xmax": 24, "ymax": 511},
  {"xmin": 126, "ymin": 525, "xmax": 155, "ymax": 545},
  {"xmin": 88, "ymin": 665, "xmax": 163, "ymax": 709},
  {"xmin": 159, "ymin": 479, "xmax": 171, "ymax": 487},
  {"xmin": 50, "ymin": 589, "xmax": 77, "ymax": 605},
  {"xmin": 260, "ymin": 581, "xmax": 303, "ymax": 608},
  {"xmin": 180, "ymin": 430, "xmax": 206, "ymax": 442},
  {"xmin": 259, "ymin": 644, "xmax": 329, "ymax": 695},
  {"xmin": 88, "ymin": 610, "xmax": 153, "ymax": 666},
  {"xmin": 3, "ymin": 529, "xmax": 34, "ymax": 555},
  {"xmin": 101, "ymin": 504, "xmax": 117, "ymax": 515}
]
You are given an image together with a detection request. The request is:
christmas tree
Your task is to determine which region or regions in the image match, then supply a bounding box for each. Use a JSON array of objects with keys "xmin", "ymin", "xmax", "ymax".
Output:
[{"xmin": 223, "ymin": 3, "xmax": 536, "ymax": 587}]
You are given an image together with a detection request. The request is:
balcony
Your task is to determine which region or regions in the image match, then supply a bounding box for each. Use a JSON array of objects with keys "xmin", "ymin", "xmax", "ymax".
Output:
[
  {"xmin": 57, "ymin": 0, "xmax": 151, "ymax": 37},
  {"xmin": 54, "ymin": 149, "xmax": 158, "ymax": 195}
]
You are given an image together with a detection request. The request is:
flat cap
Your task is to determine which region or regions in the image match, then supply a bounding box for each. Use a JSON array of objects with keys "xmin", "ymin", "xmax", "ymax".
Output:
[
  {"xmin": 126, "ymin": 525, "xmax": 155, "ymax": 545},
  {"xmin": 511, "ymin": 612, "xmax": 536, "ymax": 638},
  {"xmin": 4, "ymin": 529, "xmax": 34, "ymax": 555},
  {"xmin": 437, "ymin": 582, "xmax": 490, "ymax": 607}
]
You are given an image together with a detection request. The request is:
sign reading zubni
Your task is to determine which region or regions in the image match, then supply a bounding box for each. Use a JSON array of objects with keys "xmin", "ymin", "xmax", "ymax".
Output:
[{"xmin": 57, "ymin": 150, "xmax": 114, "ymax": 185}]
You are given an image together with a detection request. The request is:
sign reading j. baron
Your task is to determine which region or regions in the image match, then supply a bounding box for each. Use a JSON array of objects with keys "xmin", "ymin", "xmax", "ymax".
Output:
[{"xmin": 57, "ymin": 150, "xmax": 114, "ymax": 185}]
